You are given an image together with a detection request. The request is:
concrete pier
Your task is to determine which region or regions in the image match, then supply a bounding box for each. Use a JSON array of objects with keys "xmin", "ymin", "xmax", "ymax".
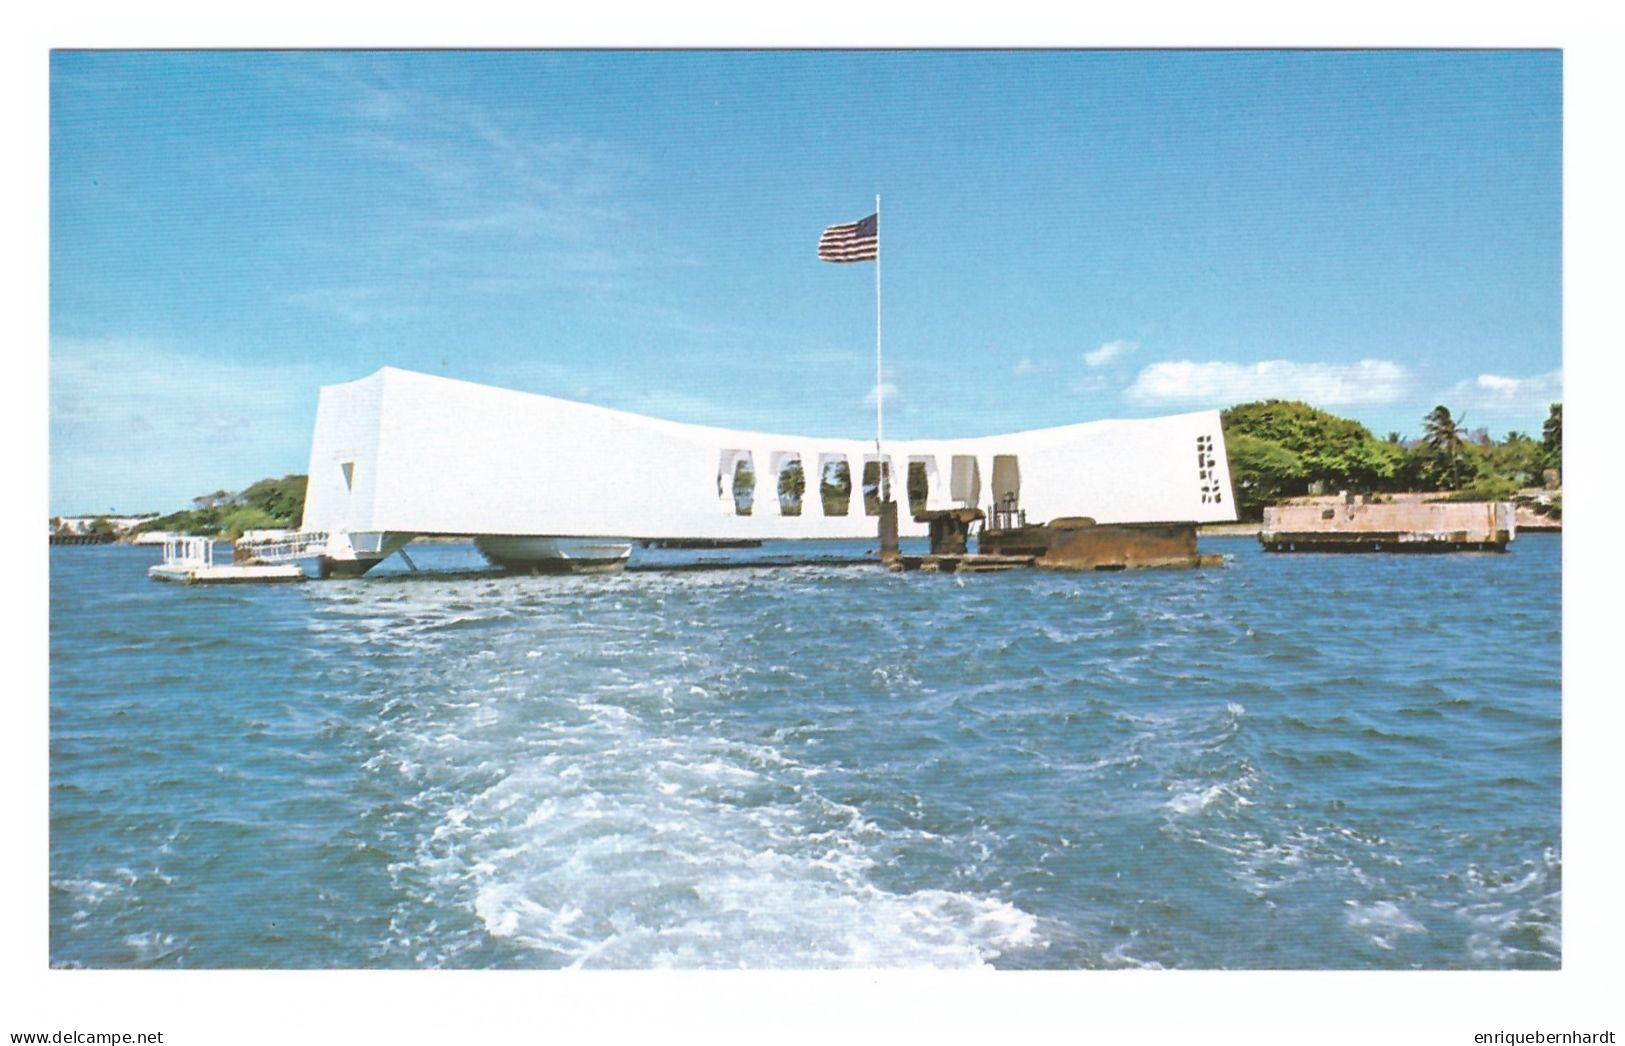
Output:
[{"xmin": 1260, "ymin": 500, "xmax": 1515, "ymax": 552}]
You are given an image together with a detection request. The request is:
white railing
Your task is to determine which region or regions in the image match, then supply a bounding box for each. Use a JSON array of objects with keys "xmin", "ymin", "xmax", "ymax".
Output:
[{"xmin": 233, "ymin": 530, "xmax": 330, "ymax": 564}]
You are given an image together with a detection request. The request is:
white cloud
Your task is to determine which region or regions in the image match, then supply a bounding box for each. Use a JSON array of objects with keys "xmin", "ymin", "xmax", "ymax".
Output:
[
  {"xmin": 1013, "ymin": 357, "xmax": 1046, "ymax": 376},
  {"xmin": 864, "ymin": 382, "xmax": 898, "ymax": 408},
  {"xmin": 1125, "ymin": 358, "xmax": 1411, "ymax": 407},
  {"xmin": 1084, "ymin": 339, "xmax": 1138, "ymax": 368},
  {"xmin": 1476, "ymin": 374, "xmax": 1522, "ymax": 394},
  {"xmin": 1442, "ymin": 369, "xmax": 1562, "ymax": 418}
]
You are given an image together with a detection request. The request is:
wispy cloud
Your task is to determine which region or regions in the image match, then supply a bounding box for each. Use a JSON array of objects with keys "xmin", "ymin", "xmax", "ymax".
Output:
[
  {"xmin": 1084, "ymin": 339, "xmax": 1138, "ymax": 368},
  {"xmin": 224, "ymin": 60, "xmax": 663, "ymax": 338},
  {"xmin": 285, "ymin": 65, "xmax": 676, "ymax": 321},
  {"xmin": 673, "ymin": 345, "xmax": 867, "ymax": 372},
  {"xmin": 50, "ymin": 337, "xmax": 339, "ymax": 514},
  {"xmin": 1067, "ymin": 374, "xmax": 1111, "ymax": 395},
  {"xmin": 285, "ymin": 286, "xmax": 418, "ymax": 327},
  {"xmin": 1125, "ymin": 358, "xmax": 1411, "ymax": 407}
]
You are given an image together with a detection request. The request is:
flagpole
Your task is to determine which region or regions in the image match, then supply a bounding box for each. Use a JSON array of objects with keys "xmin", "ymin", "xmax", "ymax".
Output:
[{"xmin": 874, "ymin": 193, "xmax": 885, "ymax": 499}]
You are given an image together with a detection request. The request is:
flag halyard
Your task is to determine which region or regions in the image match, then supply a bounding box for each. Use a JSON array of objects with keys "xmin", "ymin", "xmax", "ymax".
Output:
[{"xmin": 818, "ymin": 213, "xmax": 879, "ymax": 263}]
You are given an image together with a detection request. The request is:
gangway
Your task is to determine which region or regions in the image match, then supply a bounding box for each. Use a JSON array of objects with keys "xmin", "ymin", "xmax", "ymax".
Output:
[{"xmin": 232, "ymin": 530, "xmax": 331, "ymax": 565}]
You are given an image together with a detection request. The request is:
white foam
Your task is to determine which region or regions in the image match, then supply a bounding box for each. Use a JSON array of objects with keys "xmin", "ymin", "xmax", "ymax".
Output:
[
  {"xmin": 1344, "ymin": 899, "xmax": 1426, "ymax": 949},
  {"xmin": 1167, "ymin": 785, "xmax": 1229, "ymax": 815},
  {"xmin": 1165, "ymin": 765, "xmax": 1257, "ymax": 817},
  {"xmin": 1458, "ymin": 850, "xmax": 1561, "ymax": 964},
  {"xmin": 121, "ymin": 931, "xmax": 180, "ymax": 963},
  {"xmin": 52, "ymin": 877, "xmax": 124, "ymax": 905},
  {"xmin": 1104, "ymin": 935, "xmax": 1166, "ymax": 969},
  {"xmin": 391, "ymin": 684, "xmax": 1044, "ymax": 968}
]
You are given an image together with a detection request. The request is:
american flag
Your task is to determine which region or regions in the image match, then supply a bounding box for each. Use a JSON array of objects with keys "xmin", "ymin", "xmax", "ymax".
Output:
[{"xmin": 818, "ymin": 213, "xmax": 878, "ymax": 263}]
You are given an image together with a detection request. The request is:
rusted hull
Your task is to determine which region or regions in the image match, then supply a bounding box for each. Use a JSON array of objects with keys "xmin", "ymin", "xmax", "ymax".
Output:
[{"xmin": 981, "ymin": 521, "xmax": 1205, "ymax": 571}]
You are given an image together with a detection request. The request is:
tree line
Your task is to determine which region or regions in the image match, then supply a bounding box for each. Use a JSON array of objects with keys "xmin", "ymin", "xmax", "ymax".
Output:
[
  {"xmin": 1222, "ymin": 400, "xmax": 1562, "ymax": 521},
  {"xmin": 129, "ymin": 474, "xmax": 308, "ymax": 540}
]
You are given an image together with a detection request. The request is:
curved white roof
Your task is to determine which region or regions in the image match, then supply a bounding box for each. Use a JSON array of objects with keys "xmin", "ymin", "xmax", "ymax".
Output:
[{"xmin": 302, "ymin": 367, "xmax": 1236, "ymax": 539}]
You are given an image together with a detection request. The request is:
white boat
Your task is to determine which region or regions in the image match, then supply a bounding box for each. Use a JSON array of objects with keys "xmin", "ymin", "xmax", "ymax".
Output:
[{"xmin": 474, "ymin": 536, "xmax": 632, "ymax": 574}]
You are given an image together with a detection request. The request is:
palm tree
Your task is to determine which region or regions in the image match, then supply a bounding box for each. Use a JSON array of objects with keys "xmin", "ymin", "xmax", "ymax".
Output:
[
  {"xmin": 1423, "ymin": 405, "xmax": 1465, "ymax": 489},
  {"xmin": 1542, "ymin": 403, "xmax": 1562, "ymax": 473}
]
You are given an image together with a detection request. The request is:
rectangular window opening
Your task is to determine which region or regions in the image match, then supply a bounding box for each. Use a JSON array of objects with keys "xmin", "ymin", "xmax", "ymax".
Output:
[
  {"xmin": 776, "ymin": 454, "xmax": 805, "ymax": 517},
  {"xmin": 862, "ymin": 458, "xmax": 893, "ymax": 516},
  {"xmin": 819, "ymin": 455, "xmax": 851, "ymax": 516}
]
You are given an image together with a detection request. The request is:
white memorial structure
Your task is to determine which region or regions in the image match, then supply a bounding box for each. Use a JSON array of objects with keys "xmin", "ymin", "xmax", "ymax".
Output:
[{"xmin": 299, "ymin": 367, "xmax": 1237, "ymax": 574}]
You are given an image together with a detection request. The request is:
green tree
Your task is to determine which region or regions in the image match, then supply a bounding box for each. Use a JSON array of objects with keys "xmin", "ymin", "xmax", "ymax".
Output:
[
  {"xmin": 1220, "ymin": 400, "xmax": 1403, "ymax": 503},
  {"xmin": 1219, "ymin": 399, "xmax": 1556, "ymax": 512},
  {"xmin": 731, "ymin": 461, "xmax": 755, "ymax": 516},
  {"xmin": 860, "ymin": 460, "xmax": 894, "ymax": 515},
  {"xmin": 1483, "ymin": 431, "xmax": 1544, "ymax": 489},
  {"xmin": 130, "ymin": 474, "xmax": 310, "ymax": 537},
  {"xmin": 1423, "ymin": 405, "xmax": 1466, "ymax": 489},
  {"xmin": 1541, "ymin": 403, "xmax": 1562, "ymax": 474},
  {"xmin": 777, "ymin": 460, "xmax": 805, "ymax": 516},
  {"xmin": 218, "ymin": 506, "xmax": 279, "ymax": 539},
  {"xmin": 820, "ymin": 460, "xmax": 851, "ymax": 516},
  {"xmin": 906, "ymin": 461, "xmax": 929, "ymax": 516},
  {"xmin": 239, "ymin": 474, "xmax": 308, "ymax": 525},
  {"xmin": 1222, "ymin": 433, "xmax": 1305, "ymax": 521}
]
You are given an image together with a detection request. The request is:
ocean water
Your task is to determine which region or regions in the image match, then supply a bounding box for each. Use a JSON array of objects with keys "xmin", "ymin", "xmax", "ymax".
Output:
[{"xmin": 49, "ymin": 535, "xmax": 1561, "ymax": 969}]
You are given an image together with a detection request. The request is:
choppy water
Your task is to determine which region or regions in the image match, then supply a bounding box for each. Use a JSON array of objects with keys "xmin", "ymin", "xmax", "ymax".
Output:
[{"xmin": 50, "ymin": 535, "xmax": 1561, "ymax": 969}]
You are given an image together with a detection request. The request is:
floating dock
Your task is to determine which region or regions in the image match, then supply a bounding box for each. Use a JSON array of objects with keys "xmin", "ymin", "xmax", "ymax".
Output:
[
  {"xmin": 1259, "ymin": 498, "xmax": 1515, "ymax": 553},
  {"xmin": 149, "ymin": 562, "xmax": 306, "ymax": 584},
  {"xmin": 148, "ymin": 536, "xmax": 306, "ymax": 584}
]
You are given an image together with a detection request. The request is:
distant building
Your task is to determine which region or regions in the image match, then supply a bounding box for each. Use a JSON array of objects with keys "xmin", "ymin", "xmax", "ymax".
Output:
[{"xmin": 50, "ymin": 514, "xmax": 159, "ymax": 536}]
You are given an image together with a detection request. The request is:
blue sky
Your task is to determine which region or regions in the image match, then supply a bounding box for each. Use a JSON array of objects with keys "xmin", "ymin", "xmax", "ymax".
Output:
[{"xmin": 49, "ymin": 50, "xmax": 1561, "ymax": 515}]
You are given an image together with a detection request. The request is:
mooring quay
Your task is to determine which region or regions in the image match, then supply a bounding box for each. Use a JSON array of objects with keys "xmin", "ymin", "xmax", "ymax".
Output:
[{"xmin": 1259, "ymin": 497, "xmax": 1516, "ymax": 553}]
